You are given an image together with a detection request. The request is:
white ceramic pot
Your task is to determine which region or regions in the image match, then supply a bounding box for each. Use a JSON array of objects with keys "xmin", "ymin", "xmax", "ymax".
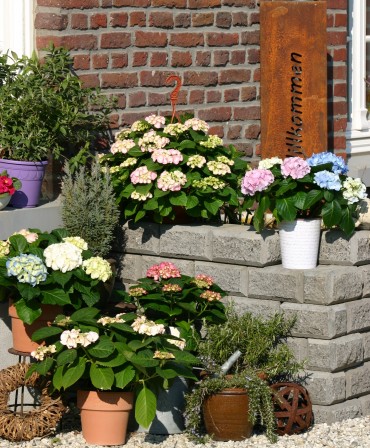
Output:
[
  {"xmin": 0, "ymin": 194, "xmax": 11, "ymax": 210},
  {"xmin": 279, "ymin": 219, "xmax": 321, "ymax": 269}
]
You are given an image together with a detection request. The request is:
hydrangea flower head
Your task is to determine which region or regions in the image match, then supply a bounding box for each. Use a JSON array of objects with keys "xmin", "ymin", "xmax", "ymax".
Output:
[
  {"xmin": 184, "ymin": 118, "xmax": 209, "ymax": 133},
  {"xmin": 281, "ymin": 157, "xmax": 311, "ymax": 179},
  {"xmin": 12, "ymin": 229, "xmax": 38, "ymax": 243},
  {"xmin": 110, "ymin": 139, "xmax": 135, "ymax": 154},
  {"xmin": 342, "ymin": 177, "xmax": 367, "ymax": 203},
  {"xmin": 146, "ymin": 261, "xmax": 181, "ymax": 280},
  {"xmin": 63, "ymin": 236, "xmax": 88, "ymax": 251},
  {"xmin": 145, "ymin": 114, "xmax": 166, "ymax": 129},
  {"xmin": 44, "ymin": 242, "xmax": 83, "ymax": 273},
  {"xmin": 82, "ymin": 257, "xmax": 112, "ymax": 282},
  {"xmin": 258, "ymin": 157, "xmax": 283, "ymax": 170},
  {"xmin": 6, "ymin": 254, "xmax": 48, "ymax": 286},
  {"xmin": 313, "ymin": 171, "xmax": 342, "ymax": 191},
  {"xmin": 241, "ymin": 169, "xmax": 275, "ymax": 195},
  {"xmin": 157, "ymin": 170, "xmax": 186, "ymax": 191},
  {"xmin": 130, "ymin": 166, "xmax": 157, "ymax": 185},
  {"xmin": 306, "ymin": 152, "xmax": 348, "ymax": 175}
]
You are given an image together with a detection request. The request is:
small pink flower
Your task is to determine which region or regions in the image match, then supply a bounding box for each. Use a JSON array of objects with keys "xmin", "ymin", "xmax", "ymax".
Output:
[
  {"xmin": 241, "ymin": 169, "xmax": 274, "ymax": 196},
  {"xmin": 130, "ymin": 166, "xmax": 157, "ymax": 184},
  {"xmin": 281, "ymin": 157, "xmax": 311, "ymax": 179},
  {"xmin": 200, "ymin": 290, "xmax": 222, "ymax": 302},
  {"xmin": 146, "ymin": 262, "xmax": 181, "ymax": 281}
]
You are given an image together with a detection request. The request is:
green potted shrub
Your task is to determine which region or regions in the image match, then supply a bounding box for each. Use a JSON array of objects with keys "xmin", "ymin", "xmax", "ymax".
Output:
[
  {"xmin": 28, "ymin": 306, "xmax": 199, "ymax": 445},
  {"xmin": 184, "ymin": 304, "xmax": 305, "ymax": 443},
  {"xmin": 99, "ymin": 113, "xmax": 249, "ymax": 223},
  {"xmin": 0, "ymin": 228, "xmax": 114, "ymax": 352},
  {"xmin": 0, "ymin": 45, "xmax": 114, "ymax": 207}
]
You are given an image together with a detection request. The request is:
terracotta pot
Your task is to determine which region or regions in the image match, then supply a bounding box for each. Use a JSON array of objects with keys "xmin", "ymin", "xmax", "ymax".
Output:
[
  {"xmin": 8, "ymin": 302, "xmax": 62, "ymax": 353},
  {"xmin": 202, "ymin": 388, "xmax": 253, "ymax": 441},
  {"xmin": 77, "ymin": 390, "xmax": 134, "ymax": 446}
]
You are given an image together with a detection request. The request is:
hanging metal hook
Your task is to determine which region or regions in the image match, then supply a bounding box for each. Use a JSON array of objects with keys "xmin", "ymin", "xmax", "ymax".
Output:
[{"xmin": 165, "ymin": 74, "xmax": 182, "ymax": 123}]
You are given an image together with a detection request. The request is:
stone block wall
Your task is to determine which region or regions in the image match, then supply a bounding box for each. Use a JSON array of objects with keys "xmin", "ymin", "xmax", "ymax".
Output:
[{"xmin": 114, "ymin": 221, "xmax": 370, "ymax": 424}]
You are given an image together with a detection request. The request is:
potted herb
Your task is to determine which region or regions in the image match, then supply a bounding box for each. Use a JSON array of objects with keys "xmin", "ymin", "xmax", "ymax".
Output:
[
  {"xmin": 0, "ymin": 45, "xmax": 113, "ymax": 207},
  {"xmin": 184, "ymin": 304, "xmax": 304, "ymax": 443},
  {"xmin": 0, "ymin": 228, "xmax": 114, "ymax": 352},
  {"xmin": 241, "ymin": 153, "xmax": 368, "ymax": 268},
  {"xmin": 0, "ymin": 170, "xmax": 21, "ymax": 210},
  {"xmin": 28, "ymin": 306, "xmax": 199, "ymax": 445},
  {"xmin": 99, "ymin": 113, "xmax": 249, "ymax": 223}
]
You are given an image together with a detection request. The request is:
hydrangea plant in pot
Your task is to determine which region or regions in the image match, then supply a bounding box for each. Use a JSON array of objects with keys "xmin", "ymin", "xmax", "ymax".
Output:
[
  {"xmin": 241, "ymin": 152, "xmax": 368, "ymax": 268},
  {"xmin": 99, "ymin": 113, "xmax": 249, "ymax": 223},
  {"xmin": 0, "ymin": 228, "xmax": 113, "ymax": 352},
  {"xmin": 28, "ymin": 306, "xmax": 199, "ymax": 445}
]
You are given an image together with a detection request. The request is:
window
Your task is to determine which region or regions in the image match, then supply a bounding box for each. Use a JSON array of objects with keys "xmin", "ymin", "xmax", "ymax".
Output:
[{"xmin": 0, "ymin": 0, "xmax": 33, "ymax": 57}]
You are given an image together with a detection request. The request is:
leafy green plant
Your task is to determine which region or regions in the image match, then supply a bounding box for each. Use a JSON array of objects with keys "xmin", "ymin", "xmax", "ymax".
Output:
[
  {"xmin": 0, "ymin": 228, "xmax": 114, "ymax": 324},
  {"xmin": 99, "ymin": 113, "xmax": 249, "ymax": 223},
  {"xmin": 197, "ymin": 304, "xmax": 304, "ymax": 379},
  {"xmin": 241, "ymin": 153, "xmax": 367, "ymax": 235},
  {"xmin": 28, "ymin": 306, "xmax": 199, "ymax": 428},
  {"xmin": 184, "ymin": 371, "xmax": 277, "ymax": 443},
  {"xmin": 114, "ymin": 261, "xmax": 227, "ymax": 350},
  {"xmin": 0, "ymin": 45, "xmax": 114, "ymax": 162},
  {"xmin": 60, "ymin": 159, "xmax": 120, "ymax": 258}
]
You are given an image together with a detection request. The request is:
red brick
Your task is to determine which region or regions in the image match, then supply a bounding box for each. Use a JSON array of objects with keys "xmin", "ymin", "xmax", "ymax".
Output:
[
  {"xmin": 148, "ymin": 92, "xmax": 170, "ymax": 106},
  {"xmin": 140, "ymin": 71, "xmax": 172, "ymax": 87},
  {"xmin": 150, "ymin": 52, "xmax": 168, "ymax": 67},
  {"xmin": 175, "ymin": 13, "xmax": 191, "ymax": 28},
  {"xmin": 332, "ymin": 136, "xmax": 346, "ymax": 150},
  {"xmin": 115, "ymin": 93, "xmax": 126, "ymax": 108},
  {"xmin": 253, "ymin": 68, "xmax": 260, "ymax": 82},
  {"xmin": 110, "ymin": 12, "xmax": 128, "ymax": 27},
  {"xmin": 149, "ymin": 12, "xmax": 174, "ymax": 29},
  {"xmin": 169, "ymin": 33, "xmax": 204, "ymax": 47},
  {"xmin": 198, "ymin": 107, "xmax": 232, "ymax": 122},
  {"xmin": 152, "ymin": 0, "xmax": 187, "ymax": 6},
  {"xmin": 114, "ymin": 0, "xmax": 150, "ymax": 5},
  {"xmin": 327, "ymin": 13, "xmax": 335, "ymax": 28},
  {"xmin": 332, "ymin": 118, "xmax": 347, "ymax": 132},
  {"xmin": 219, "ymin": 69, "xmax": 251, "ymax": 84},
  {"xmin": 327, "ymin": 0, "xmax": 347, "ymax": 9},
  {"xmin": 333, "ymin": 48, "xmax": 347, "ymax": 62},
  {"xmin": 241, "ymin": 30, "xmax": 259, "ymax": 45},
  {"xmin": 332, "ymin": 101, "xmax": 347, "ymax": 115},
  {"xmin": 241, "ymin": 86, "xmax": 257, "ymax": 101},
  {"xmin": 214, "ymin": 51, "xmax": 229, "ymax": 66},
  {"xmin": 38, "ymin": 0, "xmax": 98, "ymax": 8},
  {"xmin": 91, "ymin": 14, "xmax": 107, "ymax": 29},
  {"xmin": 79, "ymin": 74, "xmax": 100, "ymax": 88},
  {"xmin": 133, "ymin": 52, "xmax": 148, "ymax": 67},
  {"xmin": 234, "ymin": 106, "xmax": 260, "ymax": 120},
  {"xmin": 36, "ymin": 36, "xmax": 64, "ymax": 50},
  {"xmin": 209, "ymin": 126, "xmax": 224, "ymax": 138},
  {"xmin": 92, "ymin": 54, "xmax": 109, "ymax": 69},
  {"xmin": 334, "ymin": 13, "xmax": 347, "ymax": 27},
  {"xmin": 245, "ymin": 124, "xmax": 260, "ymax": 139},
  {"xmin": 223, "ymin": 0, "xmax": 256, "ymax": 6},
  {"xmin": 195, "ymin": 51, "xmax": 211, "ymax": 66},
  {"xmin": 327, "ymin": 31, "xmax": 347, "ymax": 45},
  {"xmin": 233, "ymin": 143, "xmax": 253, "ymax": 157},
  {"xmin": 102, "ymin": 0, "xmax": 113, "ymax": 6},
  {"xmin": 230, "ymin": 50, "xmax": 246, "ymax": 65},
  {"xmin": 101, "ymin": 32, "xmax": 131, "ymax": 49},
  {"xmin": 216, "ymin": 12, "xmax": 232, "ymax": 29},
  {"xmin": 247, "ymin": 48, "xmax": 260, "ymax": 64},
  {"xmin": 189, "ymin": 90, "xmax": 205, "ymax": 104},
  {"xmin": 224, "ymin": 89, "xmax": 240, "ymax": 102},
  {"xmin": 334, "ymin": 83, "xmax": 347, "ymax": 98},
  {"xmin": 250, "ymin": 12, "xmax": 260, "ymax": 25},
  {"xmin": 188, "ymin": 0, "xmax": 221, "ymax": 7},
  {"xmin": 71, "ymin": 14, "xmax": 88, "ymax": 30},
  {"xmin": 192, "ymin": 13, "xmax": 214, "ymax": 27},
  {"xmin": 207, "ymin": 32, "xmax": 239, "ymax": 47},
  {"xmin": 62, "ymin": 34, "xmax": 98, "ymax": 50},
  {"xmin": 129, "ymin": 91, "xmax": 146, "ymax": 108},
  {"xmin": 207, "ymin": 90, "xmax": 222, "ymax": 103},
  {"xmin": 73, "ymin": 54, "xmax": 90, "ymax": 70},
  {"xmin": 232, "ymin": 11, "xmax": 249, "ymax": 26},
  {"xmin": 111, "ymin": 53, "xmax": 128, "ymax": 68},
  {"xmin": 35, "ymin": 13, "xmax": 68, "ymax": 30},
  {"xmin": 109, "ymin": 113, "xmax": 120, "ymax": 129},
  {"xmin": 101, "ymin": 73, "xmax": 138, "ymax": 88},
  {"xmin": 183, "ymin": 71, "xmax": 218, "ymax": 86},
  {"xmin": 122, "ymin": 111, "xmax": 155, "ymax": 126},
  {"xmin": 333, "ymin": 65, "xmax": 347, "ymax": 80},
  {"xmin": 171, "ymin": 51, "xmax": 192, "ymax": 67},
  {"xmin": 227, "ymin": 125, "xmax": 242, "ymax": 140},
  {"xmin": 130, "ymin": 12, "xmax": 146, "ymax": 27},
  {"xmin": 136, "ymin": 31, "xmax": 167, "ymax": 47}
]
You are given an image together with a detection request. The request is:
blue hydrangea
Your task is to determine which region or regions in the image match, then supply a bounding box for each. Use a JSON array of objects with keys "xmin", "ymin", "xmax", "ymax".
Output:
[
  {"xmin": 306, "ymin": 152, "xmax": 348, "ymax": 175},
  {"xmin": 6, "ymin": 253, "xmax": 48, "ymax": 286},
  {"xmin": 313, "ymin": 171, "xmax": 342, "ymax": 191}
]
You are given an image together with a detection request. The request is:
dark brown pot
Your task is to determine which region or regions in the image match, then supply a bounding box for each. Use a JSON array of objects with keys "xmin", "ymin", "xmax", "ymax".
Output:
[{"xmin": 202, "ymin": 388, "xmax": 253, "ymax": 441}]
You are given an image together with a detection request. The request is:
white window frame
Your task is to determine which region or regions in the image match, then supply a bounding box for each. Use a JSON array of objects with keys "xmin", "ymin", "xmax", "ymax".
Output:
[{"xmin": 0, "ymin": 0, "xmax": 34, "ymax": 57}]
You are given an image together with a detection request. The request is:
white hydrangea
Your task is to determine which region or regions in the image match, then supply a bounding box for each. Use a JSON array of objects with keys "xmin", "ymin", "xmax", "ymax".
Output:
[
  {"xmin": 187, "ymin": 155, "xmax": 206, "ymax": 169},
  {"xmin": 120, "ymin": 157, "xmax": 137, "ymax": 168},
  {"xmin": 168, "ymin": 326, "xmax": 186, "ymax": 350},
  {"xmin": 131, "ymin": 315, "xmax": 165, "ymax": 336},
  {"xmin": 131, "ymin": 191, "xmax": 153, "ymax": 201},
  {"xmin": 110, "ymin": 139, "xmax": 136, "ymax": 154},
  {"xmin": 199, "ymin": 135, "xmax": 223, "ymax": 148},
  {"xmin": 145, "ymin": 114, "xmax": 166, "ymax": 129},
  {"xmin": 60, "ymin": 329, "xmax": 99, "ymax": 349},
  {"xmin": 342, "ymin": 177, "xmax": 368, "ymax": 204},
  {"xmin": 258, "ymin": 157, "xmax": 283, "ymax": 169},
  {"xmin": 207, "ymin": 161, "xmax": 231, "ymax": 176},
  {"xmin": 63, "ymin": 236, "xmax": 88, "ymax": 251},
  {"xmin": 82, "ymin": 257, "xmax": 112, "ymax": 282},
  {"xmin": 31, "ymin": 344, "xmax": 57, "ymax": 361},
  {"xmin": 44, "ymin": 242, "xmax": 83, "ymax": 273}
]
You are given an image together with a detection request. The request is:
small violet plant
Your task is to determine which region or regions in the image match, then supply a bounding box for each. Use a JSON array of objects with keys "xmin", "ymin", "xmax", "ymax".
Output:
[{"xmin": 241, "ymin": 152, "xmax": 367, "ymax": 235}]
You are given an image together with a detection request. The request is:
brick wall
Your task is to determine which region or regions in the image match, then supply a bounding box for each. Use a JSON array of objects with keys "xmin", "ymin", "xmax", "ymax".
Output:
[{"xmin": 34, "ymin": 0, "xmax": 347, "ymax": 160}]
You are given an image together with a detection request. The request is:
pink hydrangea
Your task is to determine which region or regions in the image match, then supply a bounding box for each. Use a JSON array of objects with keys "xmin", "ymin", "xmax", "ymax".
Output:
[
  {"xmin": 146, "ymin": 262, "xmax": 181, "ymax": 281},
  {"xmin": 281, "ymin": 157, "xmax": 311, "ymax": 179},
  {"xmin": 130, "ymin": 166, "xmax": 157, "ymax": 184},
  {"xmin": 241, "ymin": 169, "xmax": 275, "ymax": 196},
  {"xmin": 151, "ymin": 149, "xmax": 183, "ymax": 165}
]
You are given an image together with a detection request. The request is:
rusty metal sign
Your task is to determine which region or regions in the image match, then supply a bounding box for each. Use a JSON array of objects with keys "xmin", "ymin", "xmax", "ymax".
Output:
[{"xmin": 260, "ymin": 0, "xmax": 327, "ymax": 159}]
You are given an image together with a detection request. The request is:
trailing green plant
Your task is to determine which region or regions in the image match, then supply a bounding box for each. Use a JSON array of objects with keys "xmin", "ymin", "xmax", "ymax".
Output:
[
  {"xmin": 197, "ymin": 304, "xmax": 304, "ymax": 379},
  {"xmin": 184, "ymin": 371, "xmax": 277, "ymax": 443},
  {"xmin": 0, "ymin": 45, "xmax": 114, "ymax": 162},
  {"xmin": 60, "ymin": 159, "xmax": 120, "ymax": 258}
]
